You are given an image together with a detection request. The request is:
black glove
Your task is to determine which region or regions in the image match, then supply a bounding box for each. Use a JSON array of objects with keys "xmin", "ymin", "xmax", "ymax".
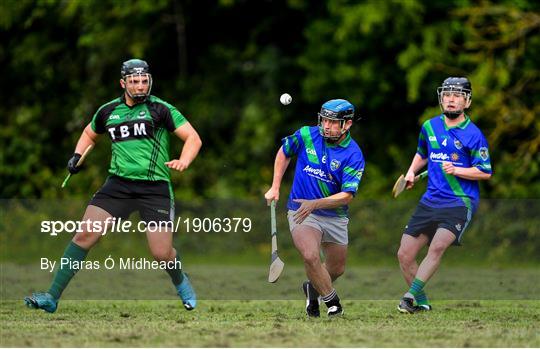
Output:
[{"xmin": 67, "ymin": 153, "xmax": 82, "ymax": 174}]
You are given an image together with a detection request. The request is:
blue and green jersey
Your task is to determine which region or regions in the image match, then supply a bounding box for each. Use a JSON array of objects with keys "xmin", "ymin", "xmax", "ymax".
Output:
[
  {"xmin": 282, "ymin": 126, "xmax": 365, "ymax": 217},
  {"xmin": 417, "ymin": 115, "xmax": 492, "ymax": 212}
]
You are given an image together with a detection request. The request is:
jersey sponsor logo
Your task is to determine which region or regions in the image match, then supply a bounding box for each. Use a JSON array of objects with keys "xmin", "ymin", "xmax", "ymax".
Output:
[
  {"xmin": 451, "ymin": 153, "xmax": 460, "ymax": 162},
  {"xmin": 479, "ymin": 147, "xmax": 489, "ymax": 161},
  {"xmin": 109, "ymin": 114, "xmax": 120, "ymax": 120},
  {"xmin": 302, "ymin": 165, "xmax": 333, "ymax": 183},
  {"xmin": 138, "ymin": 111, "xmax": 146, "ymax": 119},
  {"xmin": 107, "ymin": 121, "xmax": 153, "ymax": 142},
  {"xmin": 330, "ymin": 159, "xmax": 341, "ymax": 171},
  {"xmin": 454, "ymin": 138, "xmax": 463, "ymax": 149},
  {"xmin": 303, "ymin": 165, "xmax": 327, "ymax": 178},
  {"xmin": 430, "ymin": 152, "xmax": 449, "ymax": 161}
]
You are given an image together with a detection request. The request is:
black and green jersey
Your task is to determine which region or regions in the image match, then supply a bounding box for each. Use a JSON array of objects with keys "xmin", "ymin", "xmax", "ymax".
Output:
[{"xmin": 91, "ymin": 95, "xmax": 187, "ymax": 182}]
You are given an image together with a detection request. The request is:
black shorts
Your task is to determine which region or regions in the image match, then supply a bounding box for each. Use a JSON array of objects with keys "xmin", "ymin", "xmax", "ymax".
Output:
[
  {"xmin": 89, "ymin": 175, "xmax": 174, "ymax": 223},
  {"xmin": 404, "ymin": 202, "xmax": 472, "ymax": 245}
]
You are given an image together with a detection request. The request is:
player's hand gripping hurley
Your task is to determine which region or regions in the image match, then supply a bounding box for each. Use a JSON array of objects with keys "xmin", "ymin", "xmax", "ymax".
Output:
[
  {"xmin": 392, "ymin": 170, "xmax": 428, "ymax": 198},
  {"xmin": 61, "ymin": 145, "xmax": 93, "ymax": 188},
  {"xmin": 268, "ymin": 200, "xmax": 285, "ymax": 283}
]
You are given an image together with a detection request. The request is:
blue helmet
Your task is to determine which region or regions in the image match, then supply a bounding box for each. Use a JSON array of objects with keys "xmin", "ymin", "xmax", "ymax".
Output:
[
  {"xmin": 318, "ymin": 99, "xmax": 355, "ymax": 141},
  {"xmin": 318, "ymin": 99, "xmax": 355, "ymax": 121}
]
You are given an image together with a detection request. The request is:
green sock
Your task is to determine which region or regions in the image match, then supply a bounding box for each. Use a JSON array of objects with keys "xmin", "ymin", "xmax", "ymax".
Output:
[
  {"xmin": 408, "ymin": 277, "xmax": 426, "ymax": 300},
  {"xmin": 415, "ymin": 290, "xmax": 430, "ymax": 306},
  {"xmin": 48, "ymin": 241, "xmax": 88, "ymax": 300},
  {"xmin": 165, "ymin": 251, "xmax": 184, "ymax": 286}
]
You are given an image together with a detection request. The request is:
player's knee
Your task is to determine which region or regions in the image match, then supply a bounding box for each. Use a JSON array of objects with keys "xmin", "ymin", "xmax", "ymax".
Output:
[
  {"xmin": 302, "ymin": 251, "xmax": 320, "ymax": 267},
  {"xmin": 397, "ymin": 247, "xmax": 414, "ymax": 265}
]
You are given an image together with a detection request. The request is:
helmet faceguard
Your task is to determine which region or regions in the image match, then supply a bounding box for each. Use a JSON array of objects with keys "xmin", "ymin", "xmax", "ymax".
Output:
[
  {"xmin": 318, "ymin": 99, "xmax": 355, "ymax": 142},
  {"xmin": 121, "ymin": 59, "xmax": 152, "ymax": 103},
  {"xmin": 437, "ymin": 77, "xmax": 472, "ymax": 119}
]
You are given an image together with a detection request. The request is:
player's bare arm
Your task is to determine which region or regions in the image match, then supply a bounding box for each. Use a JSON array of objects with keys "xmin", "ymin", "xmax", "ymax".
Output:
[
  {"xmin": 65, "ymin": 124, "xmax": 100, "ymax": 175},
  {"xmin": 442, "ymin": 162, "xmax": 492, "ymax": 180},
  {"xmin": 166, "ymin": 122, "xmax": 202, "ymax": 172},
  {"xmin": 405, "ymin": 154, "xmax": 428, "ymax": 189},
  {"xmin": 73, "ymin": 124, "xmax": 99, "ymax": 154},
  {"xmin": 293, "ymin": 192, "xmax": 353, "ymax": 224},
  {"xmin": 264, "ymin": 146, "xmax": 291, "ymax": 204}
]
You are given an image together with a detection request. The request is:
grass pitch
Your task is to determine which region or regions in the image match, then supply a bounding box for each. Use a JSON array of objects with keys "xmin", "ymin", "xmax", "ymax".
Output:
[
  {"xmin": 1, "ymin": 300, "xmax": 539, "ymax": 347},
  {"xmin": 1, "ymin": 264, "xmax": 539, "ymax": 347}
]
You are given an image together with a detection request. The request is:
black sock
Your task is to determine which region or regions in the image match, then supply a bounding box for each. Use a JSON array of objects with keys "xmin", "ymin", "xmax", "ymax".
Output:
[{"xmin": 322, "ymin": 289, "xmax": 341, "ymax": 308}]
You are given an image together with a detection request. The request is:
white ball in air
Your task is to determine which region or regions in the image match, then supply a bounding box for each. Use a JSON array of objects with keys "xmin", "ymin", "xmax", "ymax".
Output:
[{"xmin": 280, "ymin": 93, "xmax": 292, "ymax": 105}]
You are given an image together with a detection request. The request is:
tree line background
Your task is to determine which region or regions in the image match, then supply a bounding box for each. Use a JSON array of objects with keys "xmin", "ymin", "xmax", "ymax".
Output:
[
  {"xmin": 1, "ymin": 0, "xmax": 539, "ymax": 263},
  {"xmin": 1, "ymin": 0, "xmax": 539, "ymax": 200}
]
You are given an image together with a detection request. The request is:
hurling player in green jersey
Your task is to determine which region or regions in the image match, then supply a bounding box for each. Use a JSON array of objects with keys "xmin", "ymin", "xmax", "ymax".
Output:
[
  {"xmin": 397, "ymin": 77, "xmax": 492, "ymax": 314},
  {"xmin": 24, "ymin": 59, "xmax": 202, "ymax": 313}
]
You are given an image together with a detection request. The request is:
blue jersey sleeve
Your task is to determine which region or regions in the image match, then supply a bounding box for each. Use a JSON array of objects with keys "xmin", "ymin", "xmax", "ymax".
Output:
[
  {"xmin": 416, "ymin": 124, "xmax": 428, "ymax": 159},
  {"xmin": 281, "ymin": 129, "xmax": 302, "ymax": 157},
  {"xmin": 470, "ymin": 134, "xmax": 492, "ymax": 174},
  {"xmin": 340, "ymin": 153, "xmax": 365, "ymax": 195}
]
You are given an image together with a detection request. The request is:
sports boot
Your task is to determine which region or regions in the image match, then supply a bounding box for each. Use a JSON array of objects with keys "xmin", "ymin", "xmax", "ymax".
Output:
[
  {"xmin": 302, "ymin": 281, "xmax": 320, "ymax": 317},
  {"xmin": 24, "ymin": 292, "xmax": 58, "ymax": 313}
]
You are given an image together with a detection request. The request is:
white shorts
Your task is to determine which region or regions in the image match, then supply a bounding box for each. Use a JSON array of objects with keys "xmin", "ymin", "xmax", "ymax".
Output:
[{"xmin": 287, "ymin": 210, "xmax": 349, "ymax": 245}]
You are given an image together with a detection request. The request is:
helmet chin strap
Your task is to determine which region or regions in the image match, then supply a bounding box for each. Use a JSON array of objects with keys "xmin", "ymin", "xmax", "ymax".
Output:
[
  {"xmin": 123, "ymin": 74, "xmax": 152, "ymax": 103},
  {"xmin": 443, "ymin": 110, "xmax": 463, "ymax": 119},
  {"xmin": 127, "ymin": 91, "xmax": 148, "ymax": 103}
]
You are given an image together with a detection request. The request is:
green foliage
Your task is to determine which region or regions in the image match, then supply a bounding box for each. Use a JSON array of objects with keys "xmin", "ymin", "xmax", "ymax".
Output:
[
  {"xmin": 1, "ymin": 0, "xmax": 538, "ymax": 200},
  {"xmin": 399, "ymin": 2, "xmax": 540, "ymax": 197}
]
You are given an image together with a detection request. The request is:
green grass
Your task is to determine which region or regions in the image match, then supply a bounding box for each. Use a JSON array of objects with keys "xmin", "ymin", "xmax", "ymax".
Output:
[
  {"xmin": 3, "ymin": 264, "xmax": 539, "ymax": 300},
  {"xmin": 1, "ymin": 264, "xmax": 539, "ymax": 347},
  {"xmin": 1, "ymin": 300, "xmax": 539, "ymax": 347}
]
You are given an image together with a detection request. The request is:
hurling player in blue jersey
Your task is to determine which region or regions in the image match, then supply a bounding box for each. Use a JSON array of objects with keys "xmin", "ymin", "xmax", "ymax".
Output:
[
  {"xmin": 397, "ymin": 77, "xmax": 492, "ymax": 313},
  {"xmin": 265, "ymin": 99, "xmax": 365, "ymax": 317}
]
